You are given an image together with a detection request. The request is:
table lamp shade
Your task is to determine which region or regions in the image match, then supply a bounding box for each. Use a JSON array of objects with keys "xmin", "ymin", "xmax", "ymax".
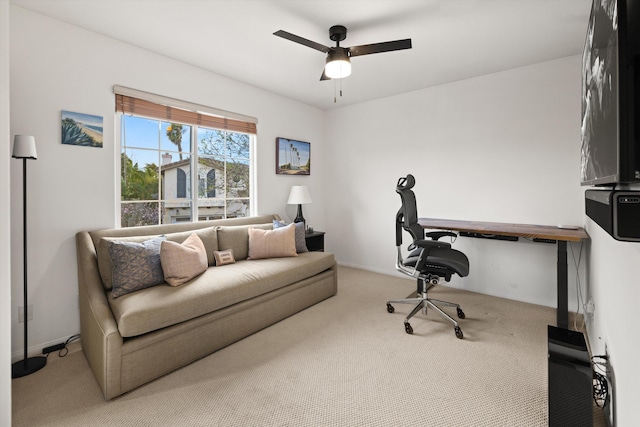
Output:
[
  {"xmin": 12, "ymin": 135, "xmax": 38, "ymax": 159},
  {"xmin": 287, "ymin": 185, "xmax": 312, "ymax": 205}
]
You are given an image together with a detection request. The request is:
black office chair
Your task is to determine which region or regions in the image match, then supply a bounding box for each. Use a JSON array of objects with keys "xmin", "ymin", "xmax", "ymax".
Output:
[{"xmin": 386, "ymin": 174, "xmax": 470, "ymax": 339}]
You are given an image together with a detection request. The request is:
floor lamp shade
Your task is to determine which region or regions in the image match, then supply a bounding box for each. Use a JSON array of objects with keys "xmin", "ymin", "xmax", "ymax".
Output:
[
  {"xmin": 287, "ymin": 185, "xmax": 312, "ymax": 227},
  {"xmin": 11, "ymin": 135, "xmax": 46, "ymax": 378},
  {"xmin": 12, "ymin": 135, "xmax": 38, "ymax": 159}
]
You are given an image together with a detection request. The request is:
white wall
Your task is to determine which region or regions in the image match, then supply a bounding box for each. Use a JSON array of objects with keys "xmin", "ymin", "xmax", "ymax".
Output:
[
  {"xmin": 1, "ymin": 0, "xmax": 13, "ymax": 424},
  {"xmin": 585, "ymin": 215, "xmax": 640, "ymax": 427},
  {"xmin": 9, "ymin": 6, "xmax": 326, "ymax": 358},
  {"xmin": 324, "ymin": 56, "xmax": 585, "ymax": 309},
  {"xmin": 324, "ymin": 54, "xmax": 639, "ymax": 425}
]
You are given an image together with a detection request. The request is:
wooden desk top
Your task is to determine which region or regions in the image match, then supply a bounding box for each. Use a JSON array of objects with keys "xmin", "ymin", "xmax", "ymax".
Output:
[{"xmin": 418, "ymin": 218, "xmax": 589, "ymax": 242}]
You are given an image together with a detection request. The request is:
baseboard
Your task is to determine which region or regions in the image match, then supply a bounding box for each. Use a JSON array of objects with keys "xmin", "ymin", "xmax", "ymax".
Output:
[
  {"xmin": 11, "ymin": 333, "xmax": 79, "ymax": 363},
  {"xmin": 338, "ymin": 263, "xmax": 590, "ymax": 322},
  {"xmin": 336, "ymin": 261, "xmax": 405, "ymax": 279}
]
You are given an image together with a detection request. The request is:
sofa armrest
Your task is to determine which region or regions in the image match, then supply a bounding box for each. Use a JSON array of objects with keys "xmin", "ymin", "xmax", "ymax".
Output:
[{"xmin": 76, "ymin": 231, "xmax": 123, "ymax": 399}]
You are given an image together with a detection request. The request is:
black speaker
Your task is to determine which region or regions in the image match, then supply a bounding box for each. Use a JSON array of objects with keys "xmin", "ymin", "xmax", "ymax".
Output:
[
  {"xmin": 585, "ymin": 189, "xmax": 640, "ymax": 242},
  {"xmin": 548, "ymin": 326, "xmax": 592, "ymax": 427}
]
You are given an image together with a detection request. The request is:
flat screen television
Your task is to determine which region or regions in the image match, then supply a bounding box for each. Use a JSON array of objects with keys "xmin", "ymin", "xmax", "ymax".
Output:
[{"xmin": 580, "ymin": 0, "xmax": 640, "ymax": 186}]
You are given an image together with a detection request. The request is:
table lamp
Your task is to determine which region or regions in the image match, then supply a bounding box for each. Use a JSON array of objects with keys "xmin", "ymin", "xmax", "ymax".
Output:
[{"xmin": 287, "ymin": 185, "xmax": 312, "ymax": 231}]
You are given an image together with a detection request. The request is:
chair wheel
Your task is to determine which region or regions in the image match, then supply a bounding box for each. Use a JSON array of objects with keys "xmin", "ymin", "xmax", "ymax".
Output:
[
  {"xmin": 457, "ymin": 308, "xmax": 465, "ymax": 319},
  {"xmin": 405, "ymin": 323, "xmax": 413, "ymax": 334},
  {"xmin": 454, "ymin": 326, "xmax": 463, "ymax": 339},
  {"xmin": 387, "ymin": 303, "xmax": 394, "ymax": 313}
]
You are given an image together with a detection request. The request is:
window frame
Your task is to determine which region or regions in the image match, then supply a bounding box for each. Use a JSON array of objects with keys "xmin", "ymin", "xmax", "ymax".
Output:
[{"xmin": 114, "ymin": 88, "xmax": 257, "ymax": 227}]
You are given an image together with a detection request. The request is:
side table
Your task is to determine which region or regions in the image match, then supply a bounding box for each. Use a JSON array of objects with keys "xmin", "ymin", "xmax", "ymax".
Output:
[{"xmin": 305, "ymin": 231, "xmax": 325, "ymax": 252}]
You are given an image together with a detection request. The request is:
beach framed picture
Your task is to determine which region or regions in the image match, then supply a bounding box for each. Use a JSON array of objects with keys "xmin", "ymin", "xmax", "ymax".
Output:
[
  {"xmin": 276, "ymin": 137, "xmax": 310, "ymax": 175},
  {"xmin": 61, "ymin": 110, "xmax": 103, "ymax": 148}
]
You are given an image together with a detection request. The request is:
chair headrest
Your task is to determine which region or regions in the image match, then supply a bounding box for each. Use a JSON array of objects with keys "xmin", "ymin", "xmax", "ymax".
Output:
[{"xmin": 397, "ymin": 174, "xmax": 416, "ymax": 191}]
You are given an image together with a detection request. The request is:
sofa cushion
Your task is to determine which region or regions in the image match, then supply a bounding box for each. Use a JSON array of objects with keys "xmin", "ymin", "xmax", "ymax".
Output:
[
  {"xmin": 216, "ymin": 223, "xmax": 272, "ymax": 261},
  {"xmin": 248, "ymin": 224, "xmax": 297, "ymax": 260},
  {"xmin": 109, "ymin": 236, "xmax": 167, "ymax": 298},
  {"xmin": 274, "ymin": 220, "xmax": 308, "ymax": 253},
  {"xmin": 97, "ymin": 226, "xmax": 218, "ymax": 290},
  {"xmin": 108, "ymin": 251, "xmax": 335, "ymax": 337},
  {"xmin": 161, "ymin": 233, "xmax": 208, "ymax": 286}
]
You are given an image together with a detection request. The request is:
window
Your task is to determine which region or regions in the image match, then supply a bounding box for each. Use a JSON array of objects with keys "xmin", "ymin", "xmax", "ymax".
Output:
[
  {"xmin": 177, "ymin": 169, "xmax": 187, "ymax": 198},
  {"xmin": 206, "ymin": 170, "xmax": 216, "ymax": 198},
  {"xmin": 116, "ymin": 88, "xmax": 257, "ymax": 227},
  {"xmin": 197, "ymin": 128, "xmax": 250, "ymax": 218}
]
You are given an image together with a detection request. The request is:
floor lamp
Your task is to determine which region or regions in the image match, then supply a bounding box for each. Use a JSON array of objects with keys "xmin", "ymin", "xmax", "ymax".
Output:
[{"xmin": 11, "ymin": 135, "xmax": 46, "ymax": 378}]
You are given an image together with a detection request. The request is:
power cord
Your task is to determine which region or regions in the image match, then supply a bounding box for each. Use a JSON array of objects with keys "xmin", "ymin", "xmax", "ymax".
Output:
[
  {"xmin": 591, "ymin": 355, "xmax": 609, "ymax": 408},
  {"xmin": 570, "ymin": 240, "xmax": 586, "ymax": 331},
  {"xmin": 43, "ymin": 334, "xmax": 81, "ymax": 359}
]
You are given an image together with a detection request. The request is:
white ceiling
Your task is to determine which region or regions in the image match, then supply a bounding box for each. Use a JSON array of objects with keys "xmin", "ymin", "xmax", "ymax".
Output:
[{"xmin": 11, "ymin": 0, "xmax": 592, "ymax": 110}]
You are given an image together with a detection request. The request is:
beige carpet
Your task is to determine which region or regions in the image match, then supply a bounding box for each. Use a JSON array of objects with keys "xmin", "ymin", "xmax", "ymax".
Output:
[{"xmin": 12, "ymin": 266, "xmax": 605, "ymax": 426}]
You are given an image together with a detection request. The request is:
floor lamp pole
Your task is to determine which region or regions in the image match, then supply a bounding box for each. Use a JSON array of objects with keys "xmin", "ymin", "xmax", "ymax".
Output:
[{"xmin": 12, "ymin": 156, "xmax": 46, "ymax": 378}]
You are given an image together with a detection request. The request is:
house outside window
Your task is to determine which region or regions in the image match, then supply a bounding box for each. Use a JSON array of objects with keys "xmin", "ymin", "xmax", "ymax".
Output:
[
  {"xmin": 117, "ymin": 91, "xmax": 256, "ymax": 227},
  {"xmin": 177, "ymin": 168, "xmax": 187, "ymax": 198},
  {"xmin": 207, "ymin": 169, "xmax": 216, "ymax": 198}
]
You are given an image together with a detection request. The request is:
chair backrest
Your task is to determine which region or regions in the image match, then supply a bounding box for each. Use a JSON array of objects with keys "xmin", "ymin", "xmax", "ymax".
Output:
[{"xmin": 395, "ymin": 174, "xmax": 425, "ymax": 246}]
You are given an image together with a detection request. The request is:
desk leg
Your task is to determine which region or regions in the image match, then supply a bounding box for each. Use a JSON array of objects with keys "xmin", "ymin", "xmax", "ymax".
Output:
[{"xmin": 557, "ymin": 240, "xmax": 568, "ymax": 329}]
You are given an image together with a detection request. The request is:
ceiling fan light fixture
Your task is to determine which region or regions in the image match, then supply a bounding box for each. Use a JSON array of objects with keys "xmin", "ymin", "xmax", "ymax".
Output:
[{"xmin": 325, "ymin": 48, "xmax": 351, "ymax": 79}]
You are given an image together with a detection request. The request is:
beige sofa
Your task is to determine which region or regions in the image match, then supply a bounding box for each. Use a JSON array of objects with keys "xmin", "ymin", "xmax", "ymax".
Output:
[{"xmin": 75, "ymin": 214, "xmax": 337, "ymax": 399}]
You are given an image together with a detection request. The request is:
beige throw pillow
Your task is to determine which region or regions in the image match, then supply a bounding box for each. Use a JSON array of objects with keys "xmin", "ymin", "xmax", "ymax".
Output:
[
  {"xmin": 248, "ymin": 223, "xmax": 297, "ymax": 260},
  {"xmin": 216, "ymin": 223, "xmax": 272, "ymax": 260},
  {"xmin": 160, "ymin": 233, "xmax": 208, "ymax": 286}
]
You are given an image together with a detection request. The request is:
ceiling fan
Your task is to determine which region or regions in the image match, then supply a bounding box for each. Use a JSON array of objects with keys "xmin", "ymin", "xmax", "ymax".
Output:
[{"xmin": 273, "ymin": 25, "xmax": 412, "ymax": 81}]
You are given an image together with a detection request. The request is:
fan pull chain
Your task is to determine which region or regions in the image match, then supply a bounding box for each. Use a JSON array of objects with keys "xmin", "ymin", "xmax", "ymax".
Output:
[{"xmin": 333, "ymin": 79, "xmax": 344, "ymax": 103}]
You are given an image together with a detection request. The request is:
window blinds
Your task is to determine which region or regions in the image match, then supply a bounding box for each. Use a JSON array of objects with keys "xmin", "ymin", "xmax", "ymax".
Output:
[{"xmin": 114, "ymin": 86, "xmax": 257, "ymax": 135}]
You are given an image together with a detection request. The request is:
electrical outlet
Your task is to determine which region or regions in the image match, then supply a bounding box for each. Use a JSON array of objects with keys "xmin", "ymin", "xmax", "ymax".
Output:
[
  {"xmin": 18, "ymin": 305, "xmax": 33, "ymax": 323},
  {"xmin": 585, "ymin": 300, "xmax": 595, "ymax": 317}
]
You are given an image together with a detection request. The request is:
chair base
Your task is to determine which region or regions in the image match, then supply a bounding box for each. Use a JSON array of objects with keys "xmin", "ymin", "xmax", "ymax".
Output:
[{"xmin": 387, "ymin": 286, "xmax": 465, "ymax": 339}]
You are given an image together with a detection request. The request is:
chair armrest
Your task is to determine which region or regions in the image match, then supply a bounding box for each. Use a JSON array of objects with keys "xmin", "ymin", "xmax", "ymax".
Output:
[
  {"xmin": 425, "ymin": 231, "xmax": 457, "ymax": 240},
  {"xmin": 76, "ymin": 231, "xmax": 123, "ymax": 399},
  {"xmin": 414, "ymin": 239, "xmax": 451, "ymax": 249}
]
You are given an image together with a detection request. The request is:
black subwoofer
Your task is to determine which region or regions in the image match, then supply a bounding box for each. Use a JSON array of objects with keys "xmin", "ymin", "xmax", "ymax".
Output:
[{"xmin": 548, "ymin": 325, "xmax": 592, "ymax": 427}]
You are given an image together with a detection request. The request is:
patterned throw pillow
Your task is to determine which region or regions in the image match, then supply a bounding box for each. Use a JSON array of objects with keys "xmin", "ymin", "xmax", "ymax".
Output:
[
  {"xmin": 213, "ymin": 249, "xmax": 236, "ymax": 266},
  {"xmin": 108, "ymin": 236, "xmax": 167, "ymax": 298},
  {"xmin": 160, "ymin": 233, "xmax": 208, "ymax": 286},
  {"xmin": 247, "ymin": 224, "xmax": 298, "ymax": 260},
  {"xmin": 273, "ymin": 220, "xmax": 308, "ymax": 253}
]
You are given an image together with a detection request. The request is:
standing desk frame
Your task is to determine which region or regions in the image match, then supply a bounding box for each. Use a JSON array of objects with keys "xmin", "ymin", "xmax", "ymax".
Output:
[{"xmin": 418, "ymin": 218, "xmax": 589, "ymax": 329}]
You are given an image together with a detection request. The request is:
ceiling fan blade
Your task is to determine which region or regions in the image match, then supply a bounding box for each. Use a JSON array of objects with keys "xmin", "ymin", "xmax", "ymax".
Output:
[
  {"xmin": 320, "ymin": 68, "xmax": 331, "ymax": 81},
  {"xmin": 349, "ymin": 39, "xmax": 412, "ymax": 57},
  {"xmin": 273, "ymin": 30, "xmax": 331, "ymax": 53}
]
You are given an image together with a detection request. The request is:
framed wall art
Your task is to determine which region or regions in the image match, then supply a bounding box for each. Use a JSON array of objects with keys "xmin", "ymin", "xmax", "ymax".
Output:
[
  {"xmin": 276, "ymin": 137, "xmax": 310, "ymax": 175},
  {"xmin": 61, "ymin": 110, "xmax": 103, "ymax": 148}
]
